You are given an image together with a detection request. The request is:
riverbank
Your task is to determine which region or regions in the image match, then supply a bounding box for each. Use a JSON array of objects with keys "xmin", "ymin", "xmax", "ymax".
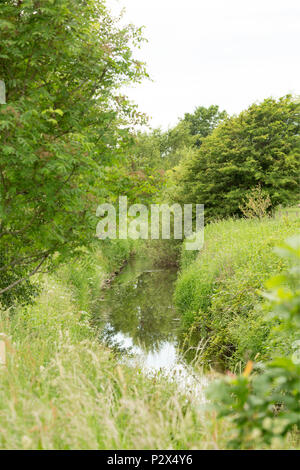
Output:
[
  {"xmin": 175, "ymin": 213, "xmax": 300, "ymax": 370},
  {"xmin": 0, "ymin": 217, "xmax": 298, "ymax": 449},
  {"xmin": 0, "ymin": 241, "xmax": 228, "ymax": 450}
]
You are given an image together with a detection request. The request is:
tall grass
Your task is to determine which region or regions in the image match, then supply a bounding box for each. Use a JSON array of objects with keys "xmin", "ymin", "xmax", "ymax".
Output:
[
  {"xmin": 0, "ymin": 247, "xmax": 227, "ymax": 450},
  {"xmin": 56, "ymin": 239, "xmax": 134, "ymax": 312},
  {"xmin": 0, "ymin": 221, "xmax": 298, "ymax": 449},
  {"xmin": 175, "ymin": 215, "xmax": 300, "ymax": 369}
]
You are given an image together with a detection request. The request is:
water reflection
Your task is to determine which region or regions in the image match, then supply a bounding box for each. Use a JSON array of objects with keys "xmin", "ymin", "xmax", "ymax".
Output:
[
  {"xmin": 94, "ymin": 259, "xmax": 179, "ymax": 355},
  {"xmin": 93, "ymin": 256, "xmax": 209, "ymax": 400}
]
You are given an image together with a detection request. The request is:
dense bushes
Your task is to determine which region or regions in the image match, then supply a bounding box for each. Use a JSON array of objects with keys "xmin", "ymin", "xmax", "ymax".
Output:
[
  {"xmin": 170, "ymin": 96, "xmax": 300, "ymax": 220},
  {"xmin": 175, "ymin": 214, "xmax": 300, "ymax": 370}
]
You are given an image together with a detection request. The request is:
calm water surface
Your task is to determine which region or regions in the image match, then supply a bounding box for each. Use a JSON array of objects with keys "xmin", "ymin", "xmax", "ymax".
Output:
[{"xmin": 93, "ymin": 256, "xmax": 208, "ymax": 397}]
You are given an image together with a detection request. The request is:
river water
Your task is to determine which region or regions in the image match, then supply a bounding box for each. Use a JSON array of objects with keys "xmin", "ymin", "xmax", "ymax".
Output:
[{"xmin": 93, "ymin": 256, "xmax": 209, "ymax": 399}]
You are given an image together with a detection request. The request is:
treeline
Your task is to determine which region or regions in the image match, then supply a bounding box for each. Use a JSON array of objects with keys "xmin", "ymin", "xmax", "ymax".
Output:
[{"xmin": 119, "ymin": 96, "xmax": 299, "ymax": 218}]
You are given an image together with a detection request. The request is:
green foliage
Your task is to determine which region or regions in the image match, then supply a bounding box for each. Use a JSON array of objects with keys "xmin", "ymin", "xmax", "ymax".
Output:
[
  {"xmin": 99, "ymin": 164, "xmax": 166, "ymax": 206},
  {"xmin": 56, "ymin": 238, "xmax": 134, "ymax": 311},
  {"xmin": 119, "ymin": 103, "xmax": 226, "ymax": 184},
  {"xmin": 99, "ymin": 238, "xmax": 135, "ymax": 273},
  {"xmin": 207, "ymin": 236, "xmax": 300, "ymax": 449},
  {"xmin": 55, "ymin": 246, "xmax": 106, "ymax": 312},
  {"xmin": 171, "ymin": 96, "xmax": 300, "ymax": 220},
  {"xmin": 0, "ymin": 250, "xmax": 41, "ymax": 308},
  {"xmin": 0, "ymin": 0, "xmax": 147, "ymax": 302},
  {"xmin": 100, "ymin": 104, "xmax": 228, "ymax": 207},
  {"xmin": 182, "ymin": 105, "xmax": 227, "ymax": 147},
  {"xmin": 131, "ymin": 124, "xmax": 194, "ymax": 172},
  {"xmin": 175, "ymin": 215, "xmax": 300, "ymax": 369}
]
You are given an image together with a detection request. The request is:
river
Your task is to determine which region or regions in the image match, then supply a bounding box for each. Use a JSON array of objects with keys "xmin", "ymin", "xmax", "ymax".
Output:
[{"xmin": 93, "ymin": 255, "xmax": 209, "ymax": 399}]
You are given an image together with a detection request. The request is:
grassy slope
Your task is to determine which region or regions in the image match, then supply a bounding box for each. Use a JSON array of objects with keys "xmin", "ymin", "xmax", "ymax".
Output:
[
  {"xmin": 175, "ymin": 214, "xmax": 300, "ymax": 370},
  {"xmin": 0, "ymin": 242, "xmax": 227, "ymax": 450}
]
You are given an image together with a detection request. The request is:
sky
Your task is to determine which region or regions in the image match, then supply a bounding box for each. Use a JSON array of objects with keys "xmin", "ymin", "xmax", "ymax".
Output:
[{"xmin": 108, "ymin": 0, "xmax": 300, "ymax": 129}]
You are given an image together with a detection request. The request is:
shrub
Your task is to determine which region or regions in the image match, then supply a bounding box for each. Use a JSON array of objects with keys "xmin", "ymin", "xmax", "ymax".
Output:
[{"xmin": 239, "ymin": 185, "xmax": 272, "ymax": 219}]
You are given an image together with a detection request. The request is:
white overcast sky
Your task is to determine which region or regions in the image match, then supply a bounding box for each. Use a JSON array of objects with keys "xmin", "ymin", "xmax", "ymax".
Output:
[{"xmin": 108, "ymin": 0, "xmax": 300, "ymax": 129}]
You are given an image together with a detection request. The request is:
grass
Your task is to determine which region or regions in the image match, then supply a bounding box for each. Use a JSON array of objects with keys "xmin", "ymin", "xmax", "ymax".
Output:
[
  {"xmin": 0, "ymin": 244, "xmax": 229, "ymax": 450},
  {"xmin": 0, "ymin": 221, "xmax": 298, "ymax": 449},
  {"xmin": 175, "ymin": 214, "xmax": 300, "ymax": 370}
]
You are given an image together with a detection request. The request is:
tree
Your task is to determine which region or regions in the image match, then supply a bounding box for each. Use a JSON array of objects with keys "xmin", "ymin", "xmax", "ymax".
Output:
[
  {"xmin": 182, "ymin": 105, "xmax": 227, "ymax": 147},
  {"xmin": 128, "ymin": 125, "xmax": 193, "ymax": 172},
  {"xmin": 0, "ymin": 0, "xmax": 147, "ymax": 305},
  {"xmin": 170, "ymin": 96, "xmax": 300, "ymax": 220},
  {"xmin": 108, "ymin": 105, "xmax": 227, "ymax": 207}
]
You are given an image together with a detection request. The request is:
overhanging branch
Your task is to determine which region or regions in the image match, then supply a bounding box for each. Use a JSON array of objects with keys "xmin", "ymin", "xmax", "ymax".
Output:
[{"xmin": 0, "ymin": 254, "xmax": 49, "ymax": 295}]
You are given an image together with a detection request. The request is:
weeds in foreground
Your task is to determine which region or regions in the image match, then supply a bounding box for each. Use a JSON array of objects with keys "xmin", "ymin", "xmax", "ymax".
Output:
[
  {"xmin": 0, "ymin": 272, "xmax": 226, "ymax": 450},
  {"xmin": 207, "ymin": 236, "xmax": 300, "ymax": 449}
]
